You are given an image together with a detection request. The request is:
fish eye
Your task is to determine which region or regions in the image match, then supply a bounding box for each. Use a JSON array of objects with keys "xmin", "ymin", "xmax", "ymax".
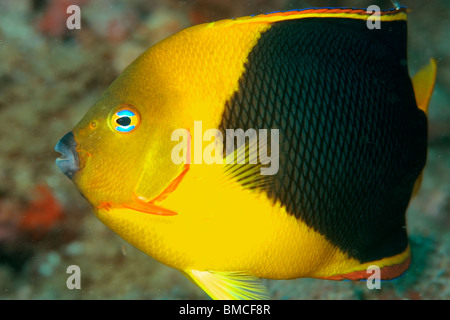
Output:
[{"xmin": 111, "ymin": 107, "xmax": 140, "ymax": 133}]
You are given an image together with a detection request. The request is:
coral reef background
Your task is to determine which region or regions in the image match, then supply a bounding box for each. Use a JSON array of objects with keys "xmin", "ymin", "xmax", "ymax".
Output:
[{"xmin": 0, "ymin": 0, "xmax": 448, "ymax": 299}]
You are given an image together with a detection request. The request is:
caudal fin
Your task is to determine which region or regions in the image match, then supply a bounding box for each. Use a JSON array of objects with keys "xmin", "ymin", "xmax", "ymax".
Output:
[
  {"xmin": 411, "ymin": 58, "xmax": 437, "ymax": 198},
  {"xmin": 412, "ymin": 58, "xmax": 437, "ymax": 114}
]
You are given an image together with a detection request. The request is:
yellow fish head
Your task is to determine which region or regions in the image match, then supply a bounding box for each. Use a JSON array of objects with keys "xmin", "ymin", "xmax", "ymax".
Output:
[{"xmin": 55, "ymin": 52, "xmax": 189, "ymax": 213}]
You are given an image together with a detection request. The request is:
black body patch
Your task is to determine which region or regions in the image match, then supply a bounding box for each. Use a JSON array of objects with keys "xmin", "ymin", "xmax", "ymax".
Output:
[{"xmin": 219, "ymin": 18, "xmax": 427, "ymax": 263}]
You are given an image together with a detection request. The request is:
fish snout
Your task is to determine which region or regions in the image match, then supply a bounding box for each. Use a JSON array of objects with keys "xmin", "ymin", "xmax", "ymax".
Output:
[{"xmin": 55, "ymin": 132, "xmax": 79, "ymax": 179}]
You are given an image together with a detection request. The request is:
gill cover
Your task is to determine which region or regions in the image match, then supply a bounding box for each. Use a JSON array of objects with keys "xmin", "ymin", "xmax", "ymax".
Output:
[{"xmin": 131, "ymin": 125, "xmax": 188, "ymax": 209}]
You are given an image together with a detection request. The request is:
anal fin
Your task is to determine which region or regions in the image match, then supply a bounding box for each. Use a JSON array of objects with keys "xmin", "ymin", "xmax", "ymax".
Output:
[{"xmin": 183, "ymin": 270, "xmax": 271, "ymax": 300}]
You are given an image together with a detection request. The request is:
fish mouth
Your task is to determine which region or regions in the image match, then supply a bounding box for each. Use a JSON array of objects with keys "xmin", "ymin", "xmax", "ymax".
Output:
[{"xmin": 55, "ymin": 131, "xmax": 79, "ymax": 180}]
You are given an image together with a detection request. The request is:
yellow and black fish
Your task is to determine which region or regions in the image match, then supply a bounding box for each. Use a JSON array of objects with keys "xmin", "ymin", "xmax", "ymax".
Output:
[{"xmin": 55, "ymin": 6, "xmax": 436, "ymax": 299}]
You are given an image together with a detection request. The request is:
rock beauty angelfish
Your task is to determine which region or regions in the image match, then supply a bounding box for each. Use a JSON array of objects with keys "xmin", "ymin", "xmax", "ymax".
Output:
[{"xmin": 55, "ymin": 6, "xmax": 437, "ymax": 299}]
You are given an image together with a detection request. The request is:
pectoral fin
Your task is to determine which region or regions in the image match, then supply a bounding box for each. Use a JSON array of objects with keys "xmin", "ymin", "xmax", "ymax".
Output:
[
  {"xmin": 121, "ymin": 194, "xmax": 177, "ymax": 216},
  {"xmin": 223, "ymin": 130, "xmax": 276, "ymax": 190},
  {"xmin": 125, "ymin": 163, "xmax": 190, "ymax": 216},
  {"xmin": 183, "ymin": 270, "xmax": 271, "ymax": 300}
]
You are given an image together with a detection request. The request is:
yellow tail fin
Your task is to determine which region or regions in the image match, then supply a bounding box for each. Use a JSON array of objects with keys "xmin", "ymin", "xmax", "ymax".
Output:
[
  {"xmin": 410, "ymin": 58, "xmax": 437, "ymax": 198},
  {"xmin": 412, "ymin": 58, "xmax": 437, "ymax": 114}
]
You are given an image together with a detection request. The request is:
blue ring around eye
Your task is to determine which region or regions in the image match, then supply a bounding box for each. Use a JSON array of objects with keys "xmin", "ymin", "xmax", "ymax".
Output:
[
  {"xmin": 115, "ymin": 125, "xmax": 136, "ymax": 132},
  {"xmin": 117, "ymin": 110, "xmax": 135, "ymax": 117}
]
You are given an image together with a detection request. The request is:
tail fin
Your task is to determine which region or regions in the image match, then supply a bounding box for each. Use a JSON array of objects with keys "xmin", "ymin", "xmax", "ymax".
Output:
[
  {"xmin": 411, "ymin": 58, "xmax": 437, "ymax": 197},
  {"xmin": 412, "ymin": 58, "xmax": 437, "ymax": 114}
]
